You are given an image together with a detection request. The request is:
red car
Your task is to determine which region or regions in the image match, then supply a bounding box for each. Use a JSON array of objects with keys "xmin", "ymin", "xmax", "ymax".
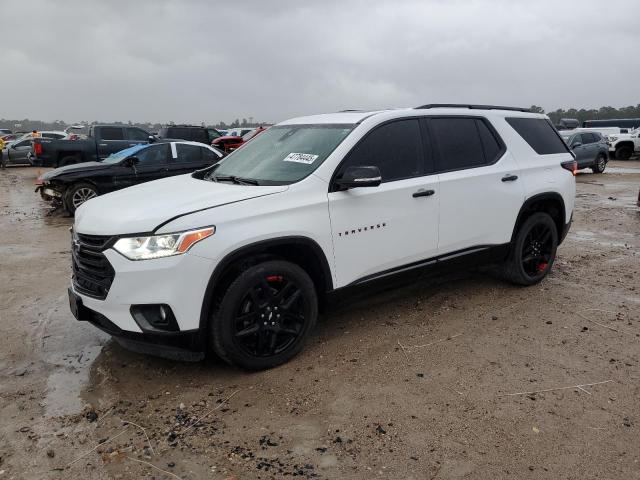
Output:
[{"xmin": 211, "ymin": 127, "xmax": 267, "ymax": 153}]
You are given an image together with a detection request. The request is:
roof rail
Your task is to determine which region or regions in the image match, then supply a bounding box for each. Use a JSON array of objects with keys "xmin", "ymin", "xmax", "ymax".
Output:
[{"xmin": 415, "ymin": 104, "xmax": 531, "ymax": 112}]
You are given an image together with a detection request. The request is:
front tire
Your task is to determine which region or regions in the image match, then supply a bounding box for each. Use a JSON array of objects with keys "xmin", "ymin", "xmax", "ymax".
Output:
[
  {"xmin": 64, "ymin": 182, "xmax": 99, "ymax": 214},
  {"xmin": 591, "ymin": 153, "xmax": 607, "ymax": 173},
  {"xmin": 502, "ymin": 212, "xmax": 558, "ymax": 286},
  {"xmin": 210, "ymin": 260, "xmax": 318, "ymax": 370}
]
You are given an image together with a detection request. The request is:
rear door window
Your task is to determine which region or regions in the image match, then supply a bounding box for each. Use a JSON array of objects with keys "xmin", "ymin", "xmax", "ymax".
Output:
[
  {"xmin": 175, "ymin": 143, "xmax": 203, "ymax": 163},
  {"xmin": 100, "ymin": 127, "xmax": 125, "ymax": 140},
  {"xmin": 506, "ymin": 118, "xmax": 568, "ymax": 154},
  {"xmin": 430, "ymin": 118, "xmax": 486, "ymax": 171}
]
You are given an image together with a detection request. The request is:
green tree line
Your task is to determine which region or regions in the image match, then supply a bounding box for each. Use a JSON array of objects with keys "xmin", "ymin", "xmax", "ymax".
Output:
[{"xmin": 530, "ymin": 104, "xmax": 640, "ymax": 125}]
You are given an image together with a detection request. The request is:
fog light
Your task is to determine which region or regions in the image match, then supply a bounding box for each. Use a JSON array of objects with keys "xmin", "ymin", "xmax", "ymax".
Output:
[{"xmin": 130, "ymin": 304, "xmax": 179, "ymax": 332}]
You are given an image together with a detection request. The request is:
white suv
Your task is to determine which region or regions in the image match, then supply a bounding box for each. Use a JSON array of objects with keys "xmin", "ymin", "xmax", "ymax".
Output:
[{"xmin": 69, "ymin": 105, "xmax": 576, "ymax": 369}]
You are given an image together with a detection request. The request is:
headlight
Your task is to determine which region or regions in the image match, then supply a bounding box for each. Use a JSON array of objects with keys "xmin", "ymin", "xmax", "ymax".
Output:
[{"xmin": 113, "ymin": 227, "xmax": 215, "ymax": 260}]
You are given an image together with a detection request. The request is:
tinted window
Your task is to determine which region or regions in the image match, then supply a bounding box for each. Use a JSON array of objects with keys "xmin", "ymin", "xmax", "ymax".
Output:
[
  {"xmin": 100, "ymin": 127, "xmax": 124, "ymax": 140},
  {"xmin": 506, "ymin": 118, "xmax": 568, "ymax": 154},
  {"xmin": 135, "ymin": 144, "xmax": 168, "ymax": 165},
  {"xmin": 202, "ymin": 147, "xmax": 221, "ymax": 163},
  {"xmin": 430, "ymin": 118, "xmax": 485, "ymax": 171},
  {"xmin": 127, "ymin": 128, "xmax": 149, "ymax": 141},
  {"xmin": 476, "ymin": 120, "xmax": 503, "ymax": 162},
  {"xmin": 42, "ymin": 132, "xmax": 63, "ymax": 139},
  {"xmin": 175, "ymin": 143, "xmax": 203, "ymax": 163},
  {"xmin": 340, "ymin": 119, "xmax": 423, "ymax": 182}
]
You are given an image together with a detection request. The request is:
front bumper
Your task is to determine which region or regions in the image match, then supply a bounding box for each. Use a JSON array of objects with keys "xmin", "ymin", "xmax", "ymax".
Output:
[
  {"xmin": 69, "ymin": 287, "xmax": 205, "ymax": 361},
  {"xmin": 35, "ymin": 184, "xmax": 63, "ymax": 202},
  {"xmin": 70, "ymin": 245, "xmax": 218, "ymax": 361}
]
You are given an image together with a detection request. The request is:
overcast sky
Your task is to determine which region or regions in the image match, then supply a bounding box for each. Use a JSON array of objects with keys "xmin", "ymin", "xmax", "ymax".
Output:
[{"xmin": 2, "ymin": 0, "xmax": 638, "ymax": 124}]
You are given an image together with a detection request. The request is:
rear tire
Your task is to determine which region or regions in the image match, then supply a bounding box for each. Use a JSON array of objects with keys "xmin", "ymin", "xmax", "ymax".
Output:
[
  {"xmin": 615, "ymin": 145, "xmax": 632, "ymax": 160},
  {"xmin": 64, "ymin": 182, "xmax": 98, "ymax": 214},
  {"xmin": 210, "ymin": 260, "xmax": 318, "ymax": 370},
  {"xmin": 502, "ymin": 212, "xmax": 558, "ymax": 286},
  {"xmin": 591, "ymin": 153, "xmax": 607, "ymax": 173}
]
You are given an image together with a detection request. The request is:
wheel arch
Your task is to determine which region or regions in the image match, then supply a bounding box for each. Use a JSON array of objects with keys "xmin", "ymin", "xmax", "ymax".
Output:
[
  {"xmin": 199, "ymin": 236, "xmax": 334, "ymax": 332},
  {"xmin": 511, "ymin": 192, "xmax": 566, "ymax": 245}
]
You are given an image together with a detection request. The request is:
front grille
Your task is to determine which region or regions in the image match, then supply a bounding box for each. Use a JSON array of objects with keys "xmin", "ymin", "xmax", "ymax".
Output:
[{"xmin": 72, "ymin": 232, "xmax": 115, "ymax": 299}]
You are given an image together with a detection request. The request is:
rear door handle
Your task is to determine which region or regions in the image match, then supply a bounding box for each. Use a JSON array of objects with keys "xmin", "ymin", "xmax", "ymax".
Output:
[
  {"xmin": 413, "ymin": 189, "xmax": 435, "ymax": 198},
  {"xmin": 501, "ymin": 174, "xmax": 518, "ymax": 182}
]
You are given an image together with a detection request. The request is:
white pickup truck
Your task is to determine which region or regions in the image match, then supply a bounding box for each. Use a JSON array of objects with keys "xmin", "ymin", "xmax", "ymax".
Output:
[{"xmin": 606, "ymin": 129, "xmax": 640, "ymax": 160}]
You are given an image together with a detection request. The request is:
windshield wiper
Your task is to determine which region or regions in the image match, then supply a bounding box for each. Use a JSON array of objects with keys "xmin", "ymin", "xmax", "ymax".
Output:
[{"xmin": 212, "ymin": 175, "xmax": 260, "ymax": 186}]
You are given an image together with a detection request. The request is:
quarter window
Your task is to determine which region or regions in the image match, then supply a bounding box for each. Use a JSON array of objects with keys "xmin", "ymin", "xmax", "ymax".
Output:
[
  {"xmin": 506, "ymin": 118, "xmax": 568, "ymax": 155},
  {"xmin": 339, "ymin": 119, "xmax": 424, "ymax": 182}
]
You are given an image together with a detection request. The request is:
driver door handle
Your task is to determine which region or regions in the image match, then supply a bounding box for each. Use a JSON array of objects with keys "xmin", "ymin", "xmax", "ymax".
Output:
[
  {"xmin": 501, "ymin": 174, "xmax": 518, "ymax": 182},
  {"xmin": 413, "ymin": 189, "xmax": 435, "ymax": 198}
]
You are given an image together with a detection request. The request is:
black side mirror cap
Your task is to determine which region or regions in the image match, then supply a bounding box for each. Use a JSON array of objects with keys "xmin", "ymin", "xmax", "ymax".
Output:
[
  {"xmin": 571, "ymin": 142, "xmax": 582, "ymax": 149},
  {"xmin": 335, "ymin": 165, "xmax": 382, "ymax": 190}
]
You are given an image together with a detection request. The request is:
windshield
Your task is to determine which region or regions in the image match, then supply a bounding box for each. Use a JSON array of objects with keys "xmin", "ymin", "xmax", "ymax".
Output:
[
  {"xmin": 560, "ymin": 134, "xmax": 573, "ymax": 144},
  {"xmin": 101, "ymin": 144, "xmax": 148, "ymax": 164},
  {"xmin": 211, "ymin": 124, "xmax": 354, "ymax": 185}
]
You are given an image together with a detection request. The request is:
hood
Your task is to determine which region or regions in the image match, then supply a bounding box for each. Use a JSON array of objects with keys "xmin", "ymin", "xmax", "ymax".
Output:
[
  {"xmin": 74, "ymin": 174, "xmax": 288, "ymax": 235},
  {"xmin": 42, "ymin": 162, "xmax": 109, "ymax": 180}
]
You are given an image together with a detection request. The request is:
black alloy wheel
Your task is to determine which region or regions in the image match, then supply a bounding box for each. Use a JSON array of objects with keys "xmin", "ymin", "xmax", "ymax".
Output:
[
  {"xmin": 210, "ymin": 260, "xmax": 317, "ymax": 370},
  {"xmin": 233, "ymin": 275, "xmax": 306, "ymax": 357},
  {"xmin": 521, "ymin": 223, "xmax": 554, "ymax": 278},
  {"xmin": 503, "ymin": 212, "xmax": 558, "ymax": 286}
]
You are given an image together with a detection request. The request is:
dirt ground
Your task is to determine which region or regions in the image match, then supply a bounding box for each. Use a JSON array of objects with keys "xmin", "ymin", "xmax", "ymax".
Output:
[{"xmin": 0, "ymin": 161, "xmax": 639, "ymax": 480}]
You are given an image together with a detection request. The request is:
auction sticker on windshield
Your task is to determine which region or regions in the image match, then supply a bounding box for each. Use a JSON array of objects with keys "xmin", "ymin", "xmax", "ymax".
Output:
[{"xmin": 283, "ymin": 153, "xmax": 319, "ymax": 164}]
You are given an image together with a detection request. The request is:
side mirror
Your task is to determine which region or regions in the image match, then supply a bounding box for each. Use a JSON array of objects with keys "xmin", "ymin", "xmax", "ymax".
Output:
[
  {"xmin": 571, "ymin": 142, "xmax": 582, "ymax": 149},
  {"xmin": 335, "ymin": 166, "xmax": 382, "ymax": 190},
  {"xmin": 148, "ymin": 135, "xmax": 156, "ymax": 143}
]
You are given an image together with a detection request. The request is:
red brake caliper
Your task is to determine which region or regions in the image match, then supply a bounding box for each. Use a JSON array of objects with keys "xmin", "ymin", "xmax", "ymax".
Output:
[{"xmin": 537, "ymin": 262, "xmax": 548, "ymax": 273}]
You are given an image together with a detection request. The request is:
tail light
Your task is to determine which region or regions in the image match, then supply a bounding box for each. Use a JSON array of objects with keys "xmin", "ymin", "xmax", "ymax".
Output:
[
  {"xmin": 561, "ymin": 160, "xmax": 578, "ymax": 176},
  {"xmin": 34, "ymin": 142, "xmax": 43, "ymax": 156}
]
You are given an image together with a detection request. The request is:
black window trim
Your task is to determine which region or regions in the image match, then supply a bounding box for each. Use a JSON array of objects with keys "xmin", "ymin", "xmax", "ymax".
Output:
[
  {"xmin": 427, "ymin": 115, "xmax": 507, "ymax": 175},
  {"xmin": 329, "ymin": 116, "xmax": 431, "ymax": 192}
]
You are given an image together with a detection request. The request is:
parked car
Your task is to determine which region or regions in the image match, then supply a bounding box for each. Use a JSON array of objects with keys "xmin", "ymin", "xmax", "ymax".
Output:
[
  {"xmin": 605, "ymin": 128, "xmax": 640, "ymax": 160},
  {"xmin": 211, "ymin": 127, "xmax": 267, "ymax": 153},
  {"xmin": 31, "ymin": 125, "xmax": 151, "ymax": 168},
  {"xmin": 68, "ymin": 105, "xmax": 575, "ymax": 370},
  {"xmin": 559, "ymin": 131, "xmax": 608, "ymax": 173},
  {"xmin": 156, "ymin": 125, "xmax": 222, "ymax": 145},
  {"xmin": 2, "ymin": 131, "xmax": 69, "ymax": 166},
  {"xmin": 36, "ymin": 141, "xmax": 224, "ymax": 214},
  {"xmin": 556, "ymin": 118, "xmax": 579, "ymax": 130},
  {"xmin": 0, "ymin": 128, "xmax": 12, "ymax": 135}
]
